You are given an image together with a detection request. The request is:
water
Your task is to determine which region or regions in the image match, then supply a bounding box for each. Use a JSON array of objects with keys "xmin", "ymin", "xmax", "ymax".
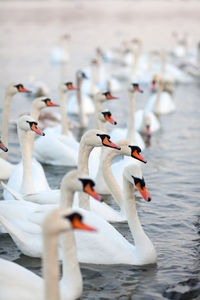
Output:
[{"xmin": 1, "ymin": 2, "xmax": 200, "ymax": 299}]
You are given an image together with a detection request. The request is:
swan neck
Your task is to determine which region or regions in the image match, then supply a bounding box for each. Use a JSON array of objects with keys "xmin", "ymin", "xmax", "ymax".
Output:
[
  {"xmin": 77, "ymin": 77, "xmax": 87, "ymax": 128},
  {"xmin": 18, "ymin": 129, "xmax": 35, "ymax": 195},
  {"xmin": 155, "ymin": 80, "xmax": 164, "ymax": 112},
  {"xmin": 91, "ymin": 64, "xmax": 98, "ymax": 95},
  {"xmin": 123, "ymin": 177, "xmax": 147, "ymax": 247},
  {"xmin": 102, "ymin": 149, "xmax": 123, "ymax": 208},
  {"xmin": 29, "ymin": 104, "xmax": 40, "ymax": 159},
  {"xmin": 1, "ymin": 94, "xmax": 12, "ymax": 160},
  {"xmin": 43, "ymin": 232, "xmax": 60, "ymax": 300},
  {"xmin": 95, "ymin": 101, "xmax": 103, "ymax": 129},
  {"xmin": 127, "ymin": 92, "xmax": 135, "ymax": 141},
  {"xmin": 61, "ymin": 229, "xmax": 82, "ymax": 298},
  {"xmin": 60, "ymin": 186, "xmax": 74, "ymax": 209},
  {"xmin": 60, "ymin": 90, "xmax": 69, "ymax": 135},
  {"xmin": 98, "ymin": 119, "xmax": 107, "ymax": 132},
  {"xmin": 77, "ymin": 139, "xmax": 93, "ymax": 174}
]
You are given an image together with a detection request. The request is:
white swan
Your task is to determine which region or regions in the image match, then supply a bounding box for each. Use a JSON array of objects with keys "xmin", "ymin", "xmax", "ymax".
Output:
[
  {"xmin": 34, "ymin": 82, "xmax": 79, "ymax": 166},
  {"xmin": 3, "ymin": 115, "xmax": 45, "ymax": 200},
  {"xmin": 146, "ymin": 74, "xmax": 176, "ymax": 115},
  {"xmin": 0, "ymin": 208, "xmax": 96, "ymax": 300},
  {"xmin": 110, "ymin": 83, "xmax": 145, "ymax": 150},
  {"xmin": 67, "ymin": 70, "xmax": 95, "ymax": 126},
  {"xmin": 0, "ymin": 164, "xmax": 156, "ymax": 265},
  {"xmin": 3, "ymin": 97, "xmax": 59, "ymax": 200},
  {"xmin": 0, "ymin": 83, "xmax": 31, "ymax": 180}
]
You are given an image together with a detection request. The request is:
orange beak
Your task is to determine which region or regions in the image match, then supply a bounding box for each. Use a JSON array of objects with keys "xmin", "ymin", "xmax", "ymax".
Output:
[
  {"xmin": 132, "ymin": 149, "xmax": 147, "ymax": 163},
  {"xmin": 106, "ymin": 93, "xmax": 118, "ymax": 100},
  {"xmin": 46, "ymin": 99, "xmax": 59, "ymax": 107},
  {"xmin": 103, "ymin": 137, "xmax": 121, "ymax": 150},
  {"xmin": 84, "ymin": 183, "xmax": 102, "ymax": 202},
  {"xmin": 136, "ymin": 183, "xmax": 152, "ymax": 202},
  {"xmin": 105, "ymin": 114, "xmax": 117, "ymax": 125},
  {"xmin": 0, "ymin": 140, "xmax": 8, "ymax": 152},
  {"xmin": 72, "ymin": 217, "xmax": 97, "ymax": 232},
  {"xmin": 135, "ymin": 87, "xmax": 143, "ymax": 93},
  {"xmin": 146, "ymin": 125, "xmax": 151, "ymax": 138},
  {"xmin": 68, "ymin": 84, "xmax": 77, "ymax": 90},
  {"xmin": 151, "ymin": 81, "xmax": 156, "ymax": 91},
  {"xmin": 18, "ymin": 86, "xmax": 31, "ymax": 93},
  {"xmin": 31, "ymin": 123, "xmax": 45, "ymax": 136}
]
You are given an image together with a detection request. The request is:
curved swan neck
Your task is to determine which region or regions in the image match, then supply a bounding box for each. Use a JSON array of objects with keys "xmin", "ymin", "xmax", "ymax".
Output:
[
  {"xmin": 77, "ymin": 76, "xmax": 87, "ymax": 128},
  {"xmin": 60, "ymin": 185, "xmax": 74, "ymax": 209},
  {"xmin": 155, "ymin": 79, "xmax": 164, "ymax": 113},
  {"xmin": 18, "ymin": 129, "xmax": 35, "ymax": 195},
  {"xmin": 1, "ymin": 94, "xmax": 12, "ymax": 160},
  {"xmin": 102, "ymin": 149, "xmax": 123, "ymax": 208},
  {"xmin": 61, "ymin": 230, "xmax": 82, "ymax": 299},
  {"xmin": 123, "ymin": 177, "xmax": 147, "ymax": 247},
  {"xmin": 60, "ymin": 89, "xmax": 69, "ymax": 135},
  {"xmin": 98, "ymin": 119, "xmax": 107, "ymax": 132},
  {"xmin": 77, "ymin": 138, "xmax": 93, "ymax": 174},
  {"xmin": 127, "ymin": 92, "xmax": 135, "ymax": 141},
  {"xmin": 91, "ymin": 64, "xmax": 98, "ymax": 95},
  {"xmin": 43, "ymin": 232, "xmax": 60, "ymax": 300},
  {"xmin": 29, "ymin": 103, "xmax": 40, "ymax": 159},
  {"xmin": 95, "ymin": 101, "xmax": 103, "ymax": 129}
]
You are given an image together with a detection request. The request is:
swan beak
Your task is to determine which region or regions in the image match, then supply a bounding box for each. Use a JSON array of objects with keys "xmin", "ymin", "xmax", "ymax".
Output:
[
  {"xmin": 135, "ymin": 87, "xmax": 143, "ymax": 93},
  {"xmin": 103, "ymin": 137, "xmax": 121, "ymax": 150},
  {"xmin": 84, "ymin": 183, "xmax": 102, "ymax": 202},
  {"xmin": 31, "ymin": 123, "xmax": 45, "ymax": 136},
  {"xmin": 18, "ymin": 86, "xmax": 31, "ymax": 93},
  {"xmin": 136, "ymin": 183, "xmax": 152, "ymax": 202},
  {"xmin": 151, "ymin": 80, "xmax": 156, "ymax": 91},
  {"xmin": 105, "ymin": 114, "xmax": 117, "ymax": 125},
  {"xmin": 146, "ymin": 125, "xmax": 151, "ymax": 138},
  {"xmin": 72, "ymin": 217, "xmax": 97, "ymax": 232},
  {"xmin": 132, "ymin": 149, "xmax": 147, "ymax": 163},
  {"xmin": 106, "ymin": 94, "xmax": 118, "ymax": 100},
  {"xmin": 46, "ymin": 100, "xmax": 59, "ymax": 107},
  {"xmin": 68, "ymin": 84, "xmax": 77, "ymax": 90},
  {"xmin": 0, "ymin": 140, "xmax": 8, "ymax": 152}
]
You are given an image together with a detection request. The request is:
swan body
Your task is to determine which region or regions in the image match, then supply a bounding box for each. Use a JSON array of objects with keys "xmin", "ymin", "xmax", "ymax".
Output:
[
  {"xmin": 135, "ymin": 109, "xmax": 160, "ymax": 134},
  {"xmin": 34, "ymin": 82, "xmax": 79, "ymax": 166},
  {"xmin": 0, "ymin": 166, "xmax": 156, "ymax": 265},
  {"xmin": 146, "ymin": 91, "xmax": 176, "ymax": 115}
]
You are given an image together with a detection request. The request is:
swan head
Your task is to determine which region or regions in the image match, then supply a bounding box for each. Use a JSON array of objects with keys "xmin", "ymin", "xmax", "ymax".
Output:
[
  {"xmin": 0, "ymin": 138, "xmax": 8, "ymax": 152},
  {"xmin": 123, "ymin": 164, "xmax": 152, "ymax": 202},
  {"xmin": 80, "ymin": 129, "xmax": 121, "ymax": 150},
  {"xmin": 95, "ymin": 91, "xmax": 118, "ymax": 103},
  {"xmin": 77, "ymin": 70, "xmax": 88, "ymax": 80},
  {"xmin": 128, "ymin": 145, "xmax": 147, "ymax": 163},
  {"xmin": 61, "ymin": 170, "xmax": 102, "ymax": 202},
  {"xmin": 6, "ymin": 83, "xmax": 31, "ymax": 96},
  {"xmin": 17, "ymin": 115, "xmax": 45, "ymax": 136},
  {"xmin": 60, "ymin": 82, "xmax": 76, "ymax": 92},
  {"xmin": 33, "ymin": 97, "xmax": 59, "ymax": 110},
  {"xmin": 42, "ymin": 209, "xmax": 96, "ymax": 235},
  {"xmin": 129, "ymin": 83, "xmax": 143, "ymax": 93},
  {"xmin": 99, "ymin": 110, "xmax": 117, "ymax": 125}
]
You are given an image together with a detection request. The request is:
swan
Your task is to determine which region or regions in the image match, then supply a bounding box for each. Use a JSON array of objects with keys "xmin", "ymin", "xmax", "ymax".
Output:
[
  {"xmin": 3, "ymin": 97, "xmax": 59, "ymax": 200},
  {"xmin": 0, "ymin": 208, "xmax": 96, "ymax": 300},
  {"xmin": 50, "ymin": 34, "xmax": 70, "ymax": 64},
  {"xmin": 82, "ymin": 59, "xmax": 100, "ymax": 96},
  {"xmin": 3, "ymin": 115, "xmax": 45, "ymax": 200},
  {"xmin": 0, "ymin": 83, "xmax": 31, "ymax": 180},
  {"xmin": 67, "ymin": 70, "xmax": 95, "ymax": 127},
  {"xmin": 0, "ymin": 164, "xmax": 156, "ymax": 265},
  {"xmin": 145, "ymin": 74, "xmax": 176, "ymax": 115},
  {"xmin": 34, "ymin": 82, "xmax": 80, "ymax": 166},
  {"xmin": 110, "ymin": 83, "xmax": 145, "ymax": 150}
]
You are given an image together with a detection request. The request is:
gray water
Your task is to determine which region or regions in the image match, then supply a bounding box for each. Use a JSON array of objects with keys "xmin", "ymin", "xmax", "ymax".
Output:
[{"xmin": 1, "ymin": 2, "xmax": 200, "ymax": 299}]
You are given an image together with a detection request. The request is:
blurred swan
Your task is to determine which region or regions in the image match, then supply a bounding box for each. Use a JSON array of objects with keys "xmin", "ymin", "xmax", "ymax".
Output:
[{"xmin": 0, "ymin": 208, "xmax": 96, "ymax": 300}]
